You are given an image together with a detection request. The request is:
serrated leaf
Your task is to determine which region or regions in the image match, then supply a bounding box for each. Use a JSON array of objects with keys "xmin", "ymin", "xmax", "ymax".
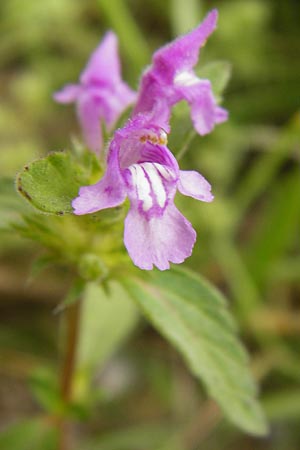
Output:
[
  {"xmin": 121, "ymin": 267, "xmax": 268, "ymax": 436},
  {"xmin": 16, "ymin": 151, "xmax": 100, "ymax": 215}
]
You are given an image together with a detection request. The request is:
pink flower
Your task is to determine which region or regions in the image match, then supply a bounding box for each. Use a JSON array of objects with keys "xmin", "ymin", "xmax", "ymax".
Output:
[
  {"xmin": 72, "ymin": 116, "xmax": 213, "ymax": 270},
  {"xmin": 134, "ymin": 10, "xmax": 227, "ymax": 134},
  {"xmin": 54, "ymin": 31, "xmax": 136, "ymax": 154}
]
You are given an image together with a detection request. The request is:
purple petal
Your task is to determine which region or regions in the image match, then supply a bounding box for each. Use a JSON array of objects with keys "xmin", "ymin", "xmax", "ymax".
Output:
[
  {"xmin": 176, "ymin": 80, "xmax": 224, "ymax": 135},
  {"xmin": 80, "ymin": 31, "xmax": 121, "ymax": 86},
  {"xmin": 215, "ymin": 106, "xmax": 229, "ymax": 124},
  {"xmin": 125, "ymin": 161, "xmax": 178, "ymax": 217},
  {"xmin": 124, "ymin": 203, "xmax": 196, "ymax": 270},
  {"xmin": 53, "ymin": 84, "xmax": 81, "ymax": 103},
  {"xmin": 133, "ymin": 71, "xmax": 171, "ymax": 129},
  {"xmin": 99, "ymin": 82, "xmax": 137, "ymax": 130},
  {"xmin": 134, "ymin": 10, "xmax": 223, "ymax": 134},
  {"xmin": 139, "ymin": 142, "xmax": 178, "ymax": 169},
  {"xmin": 178, "ymin": 170, "xmax": 214, "ymax": 202},
  {"xmin": 115, "ymin": 116, "xmax": 176, "ymax": 170},
  {"xmin": 76, "ymin": 92, "xmax": 103, "ymax": 153},
  {"xmin": 72, "ymin": 140, "xmax": 127, "ymax": 214},
  {"xmin": 152, "ymin": 10, "xmax": 218, "ymax": 82}
]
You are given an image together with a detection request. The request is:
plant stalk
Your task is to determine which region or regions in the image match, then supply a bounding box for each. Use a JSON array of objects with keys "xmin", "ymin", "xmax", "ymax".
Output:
[{"xmin": 58, "ymin": 299, "xmax": 81, "ymax": 450}]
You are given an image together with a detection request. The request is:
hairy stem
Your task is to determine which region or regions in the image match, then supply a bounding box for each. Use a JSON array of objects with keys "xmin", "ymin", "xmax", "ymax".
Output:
[{"xmin": 58, "ymin": 300, "xmax": 81, "ymax": 450}]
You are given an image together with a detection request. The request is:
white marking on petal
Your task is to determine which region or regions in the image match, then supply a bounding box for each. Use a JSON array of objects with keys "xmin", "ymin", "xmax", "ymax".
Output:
[
  {"xmin": 129, "ymin": 165, "xmax": 153, "ymax": 211},
  {"xmin": 174, "ymin": 71, "xmax": 199, "ymax": 87},
  {"xmin": 154, "ymin": 163, "xmax": 175, "ymax": 181},
  {"xmin": 129, "ymin": 162, "xmax": 176, "ymax": 213},
  {"xmin": 143, "ymin": 163, "xmax": 167, "ymax": 208}
]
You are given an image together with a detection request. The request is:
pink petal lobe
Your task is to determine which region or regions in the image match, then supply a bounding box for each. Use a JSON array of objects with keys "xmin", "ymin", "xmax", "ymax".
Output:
[
  {"xmin": 124, "ymin": 204, "xmax": 196, "ymax": 270},
  {"xmin": 80, "ymin": 31, "xmax": 121, "ymax": 86},
  {"xmin": 100, "ymin": 82, "xmax": 137, "ymax": 130},
  {"xmin": 72, "ymin": 142, "xmax": 126, "ymax": 214},
  {"xmin": 178, "ymin": 170, "xmax": 213, "ymax": 202},
  {"xmin": 152, "ymin": 10, "xmax": 218, "ymax": 81},
  {"xmin": 215, "ymin": 106, "xmax": 229, "ymax": 124},
  {"xmin": 53, "ymin": 84, "xmax": 81, "ymax": 103},
  {"xmin": 176, "ymin": 80, "xmax": 223, "ymax": 135},
  {"xmin": 133, "ymin": 71, "xmax": 171, "ymax": 129},
  {"xmin": 77, "ymin": 93, "xmax": 103, "ymax": 153}
]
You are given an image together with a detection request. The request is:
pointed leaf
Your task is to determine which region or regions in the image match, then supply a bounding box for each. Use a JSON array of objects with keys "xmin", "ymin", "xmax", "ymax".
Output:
[{"xmin": 121, "ymin": 267, "xmax": 268, "ymax": 436}]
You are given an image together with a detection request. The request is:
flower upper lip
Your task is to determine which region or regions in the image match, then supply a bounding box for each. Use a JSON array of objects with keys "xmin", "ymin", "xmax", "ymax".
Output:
[{"xmin": 133, "ymin": 9, "xmax": 228, "ymax": 136}]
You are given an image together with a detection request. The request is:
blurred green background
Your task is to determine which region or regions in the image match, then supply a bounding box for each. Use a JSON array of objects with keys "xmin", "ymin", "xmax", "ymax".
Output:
[{"xmin": 0, "ymin": 0, "xmax": 300, "ymax": 449}]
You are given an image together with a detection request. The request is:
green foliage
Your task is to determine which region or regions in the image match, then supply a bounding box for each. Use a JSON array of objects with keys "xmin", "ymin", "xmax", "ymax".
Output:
[
  {"xmin": 29, "ymin": 367, "xmax": 63, "ymax": 415},
  {"xmin": 0, "ymin": 418, "xmax": 58, "ymax": 450},
  {"xmin": 81, "ymin": 423, "xmax": 172, "ymax": 450},
  {"xmin": 264, "ymin": 389, "xmax": 300, "ymax": 422},
  {"xmin": 246, "ymin": 169, "xmax": 300, "ymax": 286},
  {"xmin": 98, "ymin": 0, "xmax": 150, "ymax": 73},
  {"xmin": 16, "ymin": 151, "xmax": 101, "ymax": 215},
  {"xmin": 1, "ymin": 1, "xmax": 300, "ymax": 448},
  {"xmin": 170, "ymin": 0, "xmax": 202, "ymax": 35},
  {"xmin": 0, "ymin": 177, "xmax": 29, "ymax": 230},
  {"xmin": 77, "ymin": 281, "xmax": 139, "ymax": 378},
  {"xmin": 234, "ymin": 115, "xmax": 300, "ymax": 218},
  {"xmin": 122, "ymin": 268, "xmax": 268, "ymax": 435},
  {"xmin": 199, "ymin": 60, "xmax": 232, "ymax": 102},
  {"xmin": 13, "ymin": 150, "xmax": 129, "ymax": 276}
]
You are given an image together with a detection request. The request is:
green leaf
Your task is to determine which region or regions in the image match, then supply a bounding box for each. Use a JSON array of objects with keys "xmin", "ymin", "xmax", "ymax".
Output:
[
  {"xmin": 16, "ymin": 151, "xmax": 100, "ymax": 215},
  {"xmin": 234, "ymin": 115, "xmax": 300, "ymax": 218},
  {"xmin": 29, "ymin": 367, "xmax": 63, "ymax": 414},
  {"xmin": 168, "ymin": 102, "xmax": 197, "ymax": 159},
  {"xmin": 198, "ymin": 61, "xmax": 232, "ymax": 101},
  {"xmin": 170, "ymin": 0, "xmax": 202, "ymax": 35},
  {"xmin": 0, "ymin": 418, "xmax": 58, "ymax": 450},
  {"xmin": 98, "ymin": 0, "xmax": 150, "ymax": 73},
  {"xmin": 246, "ymin": 169, "xmax": 300, "ymax": 285},
  {"xmin": 121, "ymin": 267, "xmax": 268, "ymax": 436},
  {"xmin": 77, "ymin": 280, "xmax": 139, "ymax": 376}
]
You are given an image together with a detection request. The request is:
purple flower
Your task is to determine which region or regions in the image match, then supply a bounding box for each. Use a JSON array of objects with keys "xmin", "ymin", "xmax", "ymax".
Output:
[
  {"xmin": 72, "ymin": 116, "xmax": 213, "ymax": 270},
  {"xmin": 54, "ymin": 31, "xmax": 137, "ymax": 154},
  {"xmin": 134, "ymin": 9, "xmax": 228, "ymax": 134}
]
